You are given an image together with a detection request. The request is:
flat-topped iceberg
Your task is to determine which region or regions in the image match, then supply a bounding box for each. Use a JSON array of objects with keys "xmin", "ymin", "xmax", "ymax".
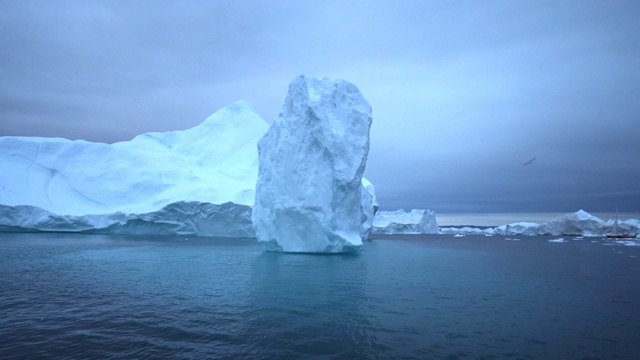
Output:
[
  {"xmin": 0, "ymin": 101, "xmax": 267, "ymax": 236},
  {"xmin": 252, "ymin": 76, "xmax": 373, "ymax": 253},
  {"xmin": 372, "ymin": 209, "xmax": 438, "ymax": 234}
]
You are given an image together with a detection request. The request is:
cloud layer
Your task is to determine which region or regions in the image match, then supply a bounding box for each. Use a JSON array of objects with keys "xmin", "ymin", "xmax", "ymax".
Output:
[{"xmin": 2, "ymin": 0, "xmax": 639, "ymax": 213}]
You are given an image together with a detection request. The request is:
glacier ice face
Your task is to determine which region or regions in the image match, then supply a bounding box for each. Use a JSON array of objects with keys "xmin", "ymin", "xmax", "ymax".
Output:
[
  {"xmin": 372, "ymin": 209, "xmax": 438, "ymax": 234},
  {"xmin": 252, "ymin": 76, "xmax": 373, "ymax": 253},
  {"xmin": 0, "ymin": 202, "xmax": 254, "ymax": 237},
  {"xmin": 493, "ymin": 210, "xmax": 609, "ymax": 236},
  {"xmin": 0, "ymin": 101, "xmax": 267, "ymax": 237}
]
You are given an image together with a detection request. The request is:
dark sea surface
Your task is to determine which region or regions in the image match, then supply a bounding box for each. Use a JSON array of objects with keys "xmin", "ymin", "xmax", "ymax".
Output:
[{"xmin": 1, "ymin": 233, "xmax": 639, "ymax": 359}]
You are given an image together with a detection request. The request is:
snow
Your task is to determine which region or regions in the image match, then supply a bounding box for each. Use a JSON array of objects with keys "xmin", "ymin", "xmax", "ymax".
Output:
[
  {"xmin": 372, "ymin": 209, "xmax": 438, "ymax": 234},
  {"xmin": 252, "ymin": 76, "xmax": 373, "ymax": 253},
  {"xmin": 0, "ymin": 101, "xmax": 266, "ymax": 237}
]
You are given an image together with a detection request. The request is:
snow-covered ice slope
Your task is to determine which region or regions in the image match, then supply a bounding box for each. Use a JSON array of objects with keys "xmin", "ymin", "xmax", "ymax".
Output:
[
  {"xmin": 0, "ymin": 101, "xmax": 267, "ymax": 236},
  {"xmin": 538, "ymin": 209, "xmax": 605, "ymax": 236},
  {"xmin": 252, "ymin": 76, "xmax": 373, "ymax": 253},
  {"xmin": 372, "ymin": 209, "xmax": 438, "ymax": 234}
]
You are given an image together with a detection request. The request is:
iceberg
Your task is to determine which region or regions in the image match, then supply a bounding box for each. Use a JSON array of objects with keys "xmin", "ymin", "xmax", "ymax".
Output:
[
  {"xmin": 445, "ymin": 210, "xmax": 639, "ymax": 237},
  {"xmin": 439, "ymin": 226, "xmax": 492, "ymax": 236},
  {"xmin": 360, "ymin": 178, "xmax": 379, "ymax": 239},
  {"xmin": 539, "ymin": 209, "xmax": 605, "ymax": 236},
  {"xmin": 372, "ymin": 209, "xmax": 438, "ymax": 234},
  {"xmin": 252, "ymin": 76, "xmax": 373, "ymax": 253},
  {"xmin": 0, "ymin": 101, "xmax": 267, "ymax": 237}
]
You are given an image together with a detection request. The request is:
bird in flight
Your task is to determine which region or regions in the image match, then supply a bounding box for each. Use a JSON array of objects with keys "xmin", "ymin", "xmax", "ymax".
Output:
[{"xmin": 523, "ymin": 157, "xmax": 536, "ymax": 166}]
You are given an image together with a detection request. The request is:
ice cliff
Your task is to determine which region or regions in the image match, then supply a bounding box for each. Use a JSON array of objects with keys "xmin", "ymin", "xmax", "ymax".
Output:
[
  {"xmin": 0, "ymin": 101, "xmax": 266, "ymax": 237},
  {"xmin": 372, "ymin": 209, "xmax": 438, "ymax": 234},
  {"xmin": 252, "ymin": 76, "xmax": 373, "ymax": 253},
  {"xmin": 360, "ymin": 178, "xmax": 379, "ymax": 239}
]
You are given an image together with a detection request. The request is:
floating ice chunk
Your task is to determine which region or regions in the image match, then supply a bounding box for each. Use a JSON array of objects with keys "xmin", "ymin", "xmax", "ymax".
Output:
[{"xmin": 616, "ymin": 240, "xmax": 640, "ymax": 247}]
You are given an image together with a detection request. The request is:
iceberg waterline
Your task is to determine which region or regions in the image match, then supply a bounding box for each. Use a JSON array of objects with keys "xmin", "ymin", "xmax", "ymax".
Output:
[{"xmin": 0, "ymin": 202, "xmax": 254, "ymax": 237}]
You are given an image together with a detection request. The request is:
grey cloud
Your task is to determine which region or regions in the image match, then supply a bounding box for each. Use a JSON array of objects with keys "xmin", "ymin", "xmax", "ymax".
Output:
[{"xmin": 1, "ymin": 0, "xmax": 639, "ymax": 213}]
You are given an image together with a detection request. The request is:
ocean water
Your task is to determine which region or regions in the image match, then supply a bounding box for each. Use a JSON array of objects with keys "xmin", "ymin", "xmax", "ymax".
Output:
[{"xmin": 1, "ymin": 233, "xmax": 639, "ymax": 359}]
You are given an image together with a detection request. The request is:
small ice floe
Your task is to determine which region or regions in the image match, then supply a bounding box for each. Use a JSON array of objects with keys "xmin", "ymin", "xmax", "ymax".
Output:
[
  {"xmin": 573, "ymin": 236, "xmax": 584, "ymax": 240},
  {"xmin": 453, "ymin": 234, "xmax": 465, "ymax": 238},
  {"xmin": 616, "ymin": 240, "xmax": 640, "ymax": 247},
  {"xmin": 505, "ymin": 238, "xmax": 520, "ymax": 241},
  {"xmin": 548, "ymin": 237, "xmax": 566, "ymax": 243}
]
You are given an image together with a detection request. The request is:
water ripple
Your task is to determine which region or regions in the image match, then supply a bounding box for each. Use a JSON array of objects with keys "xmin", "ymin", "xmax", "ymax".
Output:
[{"xmin": 1, "ymin": 234, "xmax": 639, "ymax": 359}]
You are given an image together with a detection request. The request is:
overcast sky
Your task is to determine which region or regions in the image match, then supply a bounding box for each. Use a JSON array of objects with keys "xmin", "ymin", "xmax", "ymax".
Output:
[{"xmin": 1, "ymin": 0, "xmax": 639, "ymax": 214}]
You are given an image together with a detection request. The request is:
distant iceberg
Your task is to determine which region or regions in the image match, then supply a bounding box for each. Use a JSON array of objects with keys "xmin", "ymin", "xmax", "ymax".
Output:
[
  {"xmin": 440, "ymin": 210, "xmax": 640, "ymax": 237},
  {"xmin": 372, "ymin": 209, "xmax": 438, "ymax": 234}
]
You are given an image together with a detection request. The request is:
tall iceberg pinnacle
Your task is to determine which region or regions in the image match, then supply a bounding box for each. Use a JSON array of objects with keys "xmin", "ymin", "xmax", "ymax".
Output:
[{"xmin": 252, "ymin": 76, "xmax": 373, "ymax": 253}]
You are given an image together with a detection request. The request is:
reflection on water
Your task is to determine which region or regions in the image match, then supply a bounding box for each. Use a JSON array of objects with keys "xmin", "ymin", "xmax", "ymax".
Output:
[{"xmin": 246, "ymin": 251, "xmax": 376, "ymax": 358}]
